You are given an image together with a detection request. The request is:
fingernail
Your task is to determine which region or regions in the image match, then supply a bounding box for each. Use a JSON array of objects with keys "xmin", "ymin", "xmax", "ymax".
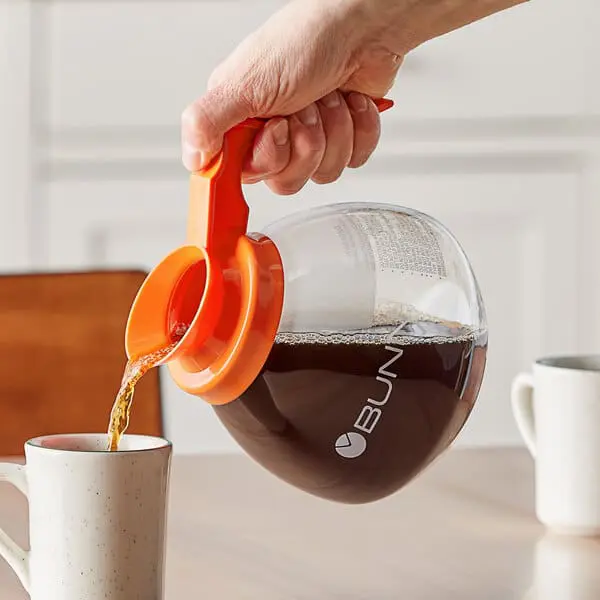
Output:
[
  {"xmin": 348, "ymin": 93, "xmax": 368, "ymax": 112},
  {"xmin": 321, "ymin": 92, "xmax": 340, "ymax": 108},
  {"xmin": 298, "ymin": 104, "xmax": 319, "ymax": 127},
  {"xmin": 182, "ymin": 143, "xmax": 205, "ymax": 171},
  {"xmin": 271, "ymin": 119, "xmax": 289, "ymax": 146}
]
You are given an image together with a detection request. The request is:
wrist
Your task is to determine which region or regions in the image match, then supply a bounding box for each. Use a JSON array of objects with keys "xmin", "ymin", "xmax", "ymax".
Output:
[{"xmin": 356, "ymin": 0, "xmax": 529, "ymax": 55}]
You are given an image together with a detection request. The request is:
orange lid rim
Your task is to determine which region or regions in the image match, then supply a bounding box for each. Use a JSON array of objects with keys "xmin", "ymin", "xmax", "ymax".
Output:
[{"xmin": 166, "ymin": 234, "xmax": 284, "ymax": 404}]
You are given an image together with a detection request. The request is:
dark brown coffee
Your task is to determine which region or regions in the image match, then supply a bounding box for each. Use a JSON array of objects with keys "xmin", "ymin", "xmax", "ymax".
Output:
[{"xmin": 214, "ymin": 323, "xmax": 487, "ymax": 504}]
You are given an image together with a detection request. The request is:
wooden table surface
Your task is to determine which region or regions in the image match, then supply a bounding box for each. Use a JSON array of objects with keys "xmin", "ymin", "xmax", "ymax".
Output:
[{"xmin": 2, "ymin": 448, "xmax": 600, "ymax": 599}]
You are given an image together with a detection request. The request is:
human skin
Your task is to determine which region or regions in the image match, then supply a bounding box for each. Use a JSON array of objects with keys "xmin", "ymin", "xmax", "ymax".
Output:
[{"xmin": 182, "ymin": 0, "xmax": 528, "ymax": 195}]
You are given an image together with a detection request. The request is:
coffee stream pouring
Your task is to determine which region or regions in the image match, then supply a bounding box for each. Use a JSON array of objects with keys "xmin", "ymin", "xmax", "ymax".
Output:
[{"xmin": 125, "ymin": 98, "xmax": 488, "ymax": 504}]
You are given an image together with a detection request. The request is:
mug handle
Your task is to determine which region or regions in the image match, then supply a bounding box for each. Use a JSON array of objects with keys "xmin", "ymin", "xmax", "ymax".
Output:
[
  {"xmin": 511, "ymin": 373, "xmax": 537, "ymax": 457},
  {"xmin": 0, "ymin": 463, "xmax": 30, "ymax": 592}
]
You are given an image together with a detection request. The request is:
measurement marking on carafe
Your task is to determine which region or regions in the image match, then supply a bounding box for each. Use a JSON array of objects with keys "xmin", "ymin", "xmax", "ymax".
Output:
[{"xmin": 334, "ymin": 344, "xmax": 403, "ymax": 459}]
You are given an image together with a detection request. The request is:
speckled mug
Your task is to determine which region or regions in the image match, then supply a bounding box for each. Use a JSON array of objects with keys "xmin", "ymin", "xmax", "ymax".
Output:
[{"xmin": 0, "ymin": 433, "xmax": 172, "ymax": 599}]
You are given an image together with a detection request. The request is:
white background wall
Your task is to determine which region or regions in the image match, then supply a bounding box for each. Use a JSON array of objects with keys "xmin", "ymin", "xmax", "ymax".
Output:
[{"xmin": 1, "ymin": 0, "xmax": 600, "ymax": 453}]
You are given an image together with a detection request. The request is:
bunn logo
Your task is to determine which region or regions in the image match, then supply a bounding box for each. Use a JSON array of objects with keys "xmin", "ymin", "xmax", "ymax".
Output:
[
  {"xmin": 334, "ymin": 432, "xmax": 367, "ymax": 459},
  {"xmin": 334, "ymin": 344, "xmax": 403, "ymax": 459}
]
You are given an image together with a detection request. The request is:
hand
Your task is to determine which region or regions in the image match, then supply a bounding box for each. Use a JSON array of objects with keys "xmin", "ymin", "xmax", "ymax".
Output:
[
  {"xmin": 181, "ymin": 0, "xmax": 403, "ymax": 195},
  {"xmin": 181, "ymin": 0, "xmax": 527, "ymax": 195}
]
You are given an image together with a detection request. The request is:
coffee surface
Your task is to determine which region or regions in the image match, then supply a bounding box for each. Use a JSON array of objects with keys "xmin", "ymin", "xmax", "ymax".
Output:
[{"xmin": 214, "ymin": 322, "xmax": 487, "ymax": 503}]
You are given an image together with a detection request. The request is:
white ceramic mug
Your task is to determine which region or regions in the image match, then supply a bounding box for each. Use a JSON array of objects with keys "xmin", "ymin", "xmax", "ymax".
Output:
[
  {"xmin": 0, "ymin": 433, "xmax": 172, "ymax": 599},
  {"xmin": 511, "ymin": 355, "xmax": 600, "ymax": 536}
]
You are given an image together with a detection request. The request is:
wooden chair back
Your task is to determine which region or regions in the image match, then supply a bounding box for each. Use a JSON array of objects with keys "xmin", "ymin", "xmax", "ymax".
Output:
[{"xmin": 0, "ymin": 270, "xmax": 163, "ymax": 456}]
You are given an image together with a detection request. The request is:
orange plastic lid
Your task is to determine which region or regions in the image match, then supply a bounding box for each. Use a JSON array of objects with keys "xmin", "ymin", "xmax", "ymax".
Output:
[{"xmin": 125, "ymin": 97, "xmax": 394, "ymax": 405}]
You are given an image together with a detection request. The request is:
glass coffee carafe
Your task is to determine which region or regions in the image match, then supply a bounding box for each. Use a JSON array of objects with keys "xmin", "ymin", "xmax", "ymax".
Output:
[{"xmin": 125, "ymin": 99, "xmax": 488, "ymax": 504}]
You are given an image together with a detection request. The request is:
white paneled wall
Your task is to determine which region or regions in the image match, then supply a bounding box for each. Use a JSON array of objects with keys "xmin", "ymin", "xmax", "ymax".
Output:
[{"xmin": 1, "ymin": 0, "xmax": 600, "ymax": 453}]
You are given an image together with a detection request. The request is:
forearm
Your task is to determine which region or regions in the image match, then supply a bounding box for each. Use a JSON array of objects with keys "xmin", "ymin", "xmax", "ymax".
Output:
[{"xmin": 358, "ymin": 0, "xmax": 530, "ymax": 54}]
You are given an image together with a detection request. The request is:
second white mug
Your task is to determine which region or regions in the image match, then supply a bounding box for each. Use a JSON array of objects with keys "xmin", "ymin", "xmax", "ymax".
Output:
[{"xmin": 511, "ymin": 355, "xmax": 600, "ymax": 536}]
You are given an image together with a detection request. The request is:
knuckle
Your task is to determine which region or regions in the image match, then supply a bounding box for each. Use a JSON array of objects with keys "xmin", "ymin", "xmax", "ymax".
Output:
[
  {"xmin": 267, "ymin": 177, "xmax": 308, "ymax": 196},
  {"xmin": 312, "ymin": 168, "xmax": 343, "ymax": 185},
  {"xmin": 180, "ymin": 102, "xmax": 215, "ymax": 148},
  {"xmin": 349, "ymin": 133, "xmax": 379, "ymax": 168},
  {"xmin": 355, "ymin": 114, "xmax": 381, "ymax": 140},
  {"xmin": 301, "ymin": 141, "xmax": 327, "ymax": 173},
  {"xmin": 252, "ymin": 146, "xmax": 289, "ymax": 178},
  {"xmin": 207, "ymin": 63, "xmax": 227, "ymax": 90},
  {"xmin": 299, "ymin": 129, "xmax": 326, "ymax": 159},
  {"xmin": 254, "ymin": 138, "xmax": 281, "ymax": 164},
  {"xmin": 181, "ymin": 103, "xmax": 200, "ymax": 130}
]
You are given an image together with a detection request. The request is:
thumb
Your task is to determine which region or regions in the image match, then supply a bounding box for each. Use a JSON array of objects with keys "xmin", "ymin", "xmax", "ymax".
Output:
[{"xmin": 181, "ymin": 85, "xmax": 254, "ymax": 171}]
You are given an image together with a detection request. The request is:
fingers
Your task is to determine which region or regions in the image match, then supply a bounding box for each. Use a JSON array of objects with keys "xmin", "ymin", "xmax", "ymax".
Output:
[
  {"xmin": 182, "ymin": 88, "xmax": 381, "ymax": 190},
  {"xmin": 346, "ymin": 92, "xmax": 381, "ymax": 168},
  {"xmin": 264, "ymin": 104, "xmax": 326, "ymax": 195},
  {"xmin": 311, "ymin": 91, "xmax": 354, "ymax": 185},
  {"xmin": 244, "ymin": 91, "xmax": 381, "ymax": 192},
  {"xmin": 242, "ymin": 118, "xmax": 291, "ymax": 184}
]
